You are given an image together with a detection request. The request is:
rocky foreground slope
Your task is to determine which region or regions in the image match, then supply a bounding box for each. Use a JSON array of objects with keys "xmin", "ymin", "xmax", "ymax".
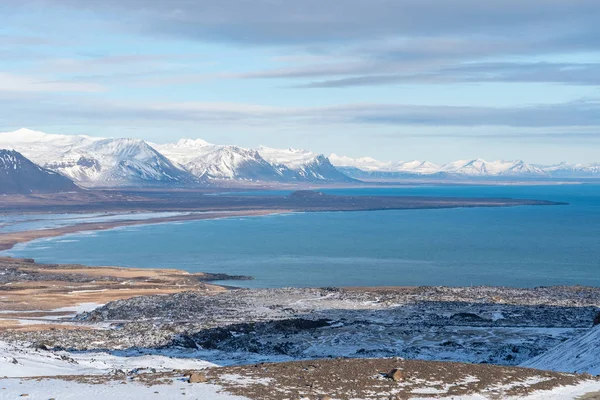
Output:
[{"xmin": 2, "ymin": 257, "xmax": 600, "ymax": 398}]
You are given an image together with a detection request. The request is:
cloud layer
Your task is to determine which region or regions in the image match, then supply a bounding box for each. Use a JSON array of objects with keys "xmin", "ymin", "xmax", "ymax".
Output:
[{"xmin": 1, "ymin": 0, "xmax": 599, "ymax": 162}]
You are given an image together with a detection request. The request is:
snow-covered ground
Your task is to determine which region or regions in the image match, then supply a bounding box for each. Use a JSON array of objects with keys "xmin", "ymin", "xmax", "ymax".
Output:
[
  {"xmin": 521, "ymin": 325, "xmax": 600, "ymax": 375},
  {"xmin": 1, "ymin": 377, "xmax": 599, "ymax": 400},
  {"xmin": 1, "ymin": 285, "xmax": 600, "ymax": 399},
  {"xmin": 3, "ymin": 287, "xmax": 599, "ymax": 372},
  {"xmin": 0, "ymin": 341, "xmax": 217, "ymax": 378},
  {"xmin": 0, "ymin": 377, "xmax": 251, "ymax": 400}
]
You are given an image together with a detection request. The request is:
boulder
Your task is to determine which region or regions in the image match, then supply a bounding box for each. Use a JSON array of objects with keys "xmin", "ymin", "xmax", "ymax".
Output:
[
  {"xmin": 593, "ymin": 312, "xmax": 600, "ymax": 326},
  {"xmin": 386, "ymin": 368, "xmax": 404, "ymax": 382},
  {"xmin": 187, "ymin": 372, "xmax": 208, "ymax": 384}
]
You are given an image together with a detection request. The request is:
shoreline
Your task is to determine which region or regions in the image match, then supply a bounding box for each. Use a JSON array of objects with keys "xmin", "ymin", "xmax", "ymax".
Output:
[
  {"xmin": 2, "ymin": 256, "xmax": 600, "ymax": 399},
  {"xmin": 0, "ymin": 209, "xmax": 287, "ymax": 252}
]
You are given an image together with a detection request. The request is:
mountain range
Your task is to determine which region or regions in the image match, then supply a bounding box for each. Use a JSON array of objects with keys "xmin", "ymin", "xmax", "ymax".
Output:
[
  {"xmin": 330, "ymin": 154, "xmax": 600, "ymax": 180},
  {"xmin": 0, "ymin": 128, "xmax": 598, "ymax": 188}
]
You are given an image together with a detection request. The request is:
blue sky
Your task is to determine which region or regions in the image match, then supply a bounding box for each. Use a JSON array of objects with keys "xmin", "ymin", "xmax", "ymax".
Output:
[{"xmin": 1, "ymin": 0, "xmax": 599, "ymax": 163}]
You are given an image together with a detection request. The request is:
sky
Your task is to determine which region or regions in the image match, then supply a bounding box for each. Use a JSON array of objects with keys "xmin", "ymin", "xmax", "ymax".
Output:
[{"xmin": 1, "ymin": 0, "xmax": 599, "ymax": 164}]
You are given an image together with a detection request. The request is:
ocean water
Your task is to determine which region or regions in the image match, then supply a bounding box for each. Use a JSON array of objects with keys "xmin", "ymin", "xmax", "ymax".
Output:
[{"xmin": 5, "ymin": 185, "xmax": 600, "ymax": 288}]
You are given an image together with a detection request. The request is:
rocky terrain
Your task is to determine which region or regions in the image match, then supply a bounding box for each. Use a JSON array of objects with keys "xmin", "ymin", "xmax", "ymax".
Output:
[
  {"xmin": 4, "ymin": 358, "xmax": 600, "ymax": 400},
  {"xmin": 2, "ymin": 280, "xmax": 600, "ymax": 367},
  {"xmin": 2, "ymin": 257, "xmax": 600, "ymax": 398}
]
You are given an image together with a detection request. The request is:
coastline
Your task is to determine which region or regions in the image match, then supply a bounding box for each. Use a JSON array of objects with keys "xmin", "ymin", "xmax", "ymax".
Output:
[
  {"xmin": 0, "ymin": 209, "xmax": 287, "ymax": 252},
  {"xmin": 2, "ymin": 257, "xmax": 600, "ymax": 398}
]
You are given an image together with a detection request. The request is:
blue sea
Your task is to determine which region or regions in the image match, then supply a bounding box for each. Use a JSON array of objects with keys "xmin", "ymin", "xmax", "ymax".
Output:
[{"xmin": 4, "ymin": 185, "xmax": 600, "ymax": 288}]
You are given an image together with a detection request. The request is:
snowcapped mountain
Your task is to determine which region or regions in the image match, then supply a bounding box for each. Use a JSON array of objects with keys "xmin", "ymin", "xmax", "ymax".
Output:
[
  {"xmin": 394, "ymin": 160, "xmax": 441, "ymax": 174},
  {"xmin": 0, "ymin": 129, "xmax": 196, "ymax": 187},
  {"xmin": 541, "ymin": 162, "xmax": 600, "ymax": 177},
  {"xmin": 330, "ymin": 154, "xmax": 440, "ymax": 174},
  {"xmin": 331, "ymin": 154, "xmax": 556, "ymax": 179},
  {"xmin": 259, "ymin": 147, "xmax": 355, "ymax": 182},
  {"xmin": 154, "ymin": 139, "xmax": 284, "ymax": 181},
  {"xmin": 153, "ymin": 140, "xmax": 353, "ymax": 182},
  {"xmin": 329, "ymin": 153, "xmax": 393, "ymax": 172},
  {"xmin": 0, "ymin": 149, "xmax": 78, "ymax": 194},
  {"xmin": 440, "ymin": 159, "xmax": 547, "ymax": 176},
  {"xmin": 51, "ymin": 138, "xmax": 197, "ymax": 186},
  {"xmin": 1, "ymin": 128, "xmax": 597, "ymax": 185}
]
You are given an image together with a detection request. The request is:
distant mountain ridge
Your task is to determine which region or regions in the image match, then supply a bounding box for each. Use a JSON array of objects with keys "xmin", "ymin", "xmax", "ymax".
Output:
[
  {"xmin": 0, "ymin": 128, "xmax": 597, "ymax": 187},
  {"xmin": 0, "ymin": 149, "xmax": 78, "ymax": 194},
  {"xmin": 332, "ymin": 154, "xmax": 600, "ymax": 179},
  {"xmin": 153, "ymin": 140, "xmax": 355, "ymax": 183}
]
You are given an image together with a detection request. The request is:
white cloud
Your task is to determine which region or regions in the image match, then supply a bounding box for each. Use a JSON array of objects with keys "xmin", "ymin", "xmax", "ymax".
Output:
[{"xmin": 0, "ymin": 72, "xmax": 106, "ymax": 93}]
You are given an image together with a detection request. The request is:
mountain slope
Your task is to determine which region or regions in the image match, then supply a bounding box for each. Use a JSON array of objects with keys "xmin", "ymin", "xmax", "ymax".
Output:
[
  {"xmin": 521, "ymin": 325, "xmax": 600, "ymax": 374},
  {"xmin": 259, "ymin": 147, "xmax": 354, "ymax": 182},
  {"xmin": 0, "ymin": 129, "xmax": 197, "ymax": 187},
  {"xmin": 0, "ymin": 150, "xmax": 78, "ymax": 194},
  {"xmin": 51, "ymin": 138, "xmax": 198, "ymax": 186}
]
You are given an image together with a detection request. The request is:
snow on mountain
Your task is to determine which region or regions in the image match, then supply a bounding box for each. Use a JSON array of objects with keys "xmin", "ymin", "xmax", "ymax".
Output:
[
  {"xmin": 329, "ymin": 153, "xmax": 393, "ymax": 172},
  {"xmin": 259, "ymin": 146, "xmax": 318, "ymax": 169},
  {"xmin": 0, "ymin": 128, "xmax": 99, "ymax": 166},
  {"xmin": 521, "ymin": 325, "xmax": 600, "ymax": 375},
  {"xmin": 332, "ymin": 153, "xmax": 554, "ymax": 178},
  {"xmin": 259, "ymin": 147, "xmax": 354, "ymax": 182},
  {"xmin": 541, "ymin": 162, "xmax": 600, "ymax": 177},
  {"xmin": 441, "ymin": 159, "xmax": 547, "ymax": 176},
  {"xmin": 0, "ymin": 149, "xmax": 78, "ymax": 194},
  {"xmin": 154, "ymin": 139, "xmax": 283, "ymax": 181},
  {"xmin": 394, "ymin": 160, "xmax": 441, "ymax": 174},
  {"xmin": 61, "ymin": 138, "xmax": 197, "ymax": 186},
  {"xmin": 329, "ymin": 154, "xmax": 441, "ymax": 174},
  {"xmin": 0, "ymin": 129, "xmax": 196, "ymax": 187},
  {"xmin": 2, "ymin": 128, "xmax": 597, "ymax": 185}
]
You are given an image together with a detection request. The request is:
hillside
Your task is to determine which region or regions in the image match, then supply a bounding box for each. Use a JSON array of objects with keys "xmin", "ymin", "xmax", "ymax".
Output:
[{"xmin": 0, "ymin": 150, "xmax": 78, "ymax": 194}]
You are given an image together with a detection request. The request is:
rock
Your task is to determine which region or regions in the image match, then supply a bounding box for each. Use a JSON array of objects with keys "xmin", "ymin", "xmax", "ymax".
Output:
[
  {"xmin": 593, "ymin": 312, "xmax": 600, "ymax": 326},
  {"xmin": 319, "ymin": 396, "xmax": 332, "ymax": 400},
  {"xmin": 10, "ymin": 358, "xmax": 18, "ymax": 365},
  {"xmin": 386, "ymin": 368, "xmax": 404, "ymax": 381},
  {"xmin": 187, "ymin": 372, "xmax": 208, "ymax": 383},
  {"xmin": 19, "ymin": 395, "xmax": 28, "ymax": 397}
]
